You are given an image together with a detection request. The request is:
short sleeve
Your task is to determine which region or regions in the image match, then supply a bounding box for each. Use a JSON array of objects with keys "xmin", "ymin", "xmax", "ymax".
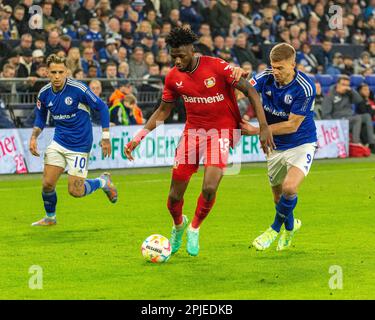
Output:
[
  {"xmin": 248, "ymin": 68, "xmax": 272, "ymax": 92},
  {"xmin": 162, "ymin": 73, "xmax": 178, "ymax": 103},
  {"xmin": 291, "ymin": 87, "xmax": 316, "ymax": 116},
  {"xmin": 213, "ymin": 58, "xmax": 238, "ymax": 87}
]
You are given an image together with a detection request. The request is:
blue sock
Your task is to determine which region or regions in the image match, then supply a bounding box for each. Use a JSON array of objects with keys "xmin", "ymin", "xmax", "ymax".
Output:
[
  {"xmin": 271, "ymin": 194, "xmax": 298, "ymax": 232},
  {"xmin": 42, "ymin": 190, "xmax": 57, "ymax": 217},
  {"xmin": 84, "ymin": 178, "xmax": 104, "ymax": 196}
]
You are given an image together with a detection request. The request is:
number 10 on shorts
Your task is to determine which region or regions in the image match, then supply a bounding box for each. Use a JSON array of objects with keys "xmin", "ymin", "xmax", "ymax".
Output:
[{"xmin": 74, "ymin": 156, "xmax": 87, "ymax": 169}]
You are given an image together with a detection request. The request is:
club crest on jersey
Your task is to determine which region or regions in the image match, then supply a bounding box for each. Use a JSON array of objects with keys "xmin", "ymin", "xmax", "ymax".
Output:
[
  {"xmin": 249, "ymin": 78, "xmax": 257, "ymax": 86},
  {"xmin": 176, "ymin": 81, "xmax": 183, "ymax": 88},
  {"xmin": 284, "ymin": 94, "xmax": 293, "ymax": 105},
  {"xmin": 204, "ymin": 77, "xmax": 216, "ymax": 88},
  {"xmin": 65, "ymin": 97, "xmax": 73, "ymax": 105}
]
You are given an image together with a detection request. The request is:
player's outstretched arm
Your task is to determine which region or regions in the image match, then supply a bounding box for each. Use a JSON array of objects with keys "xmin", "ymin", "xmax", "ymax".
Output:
[
  {"xmin": 29, "ymin": 127, "xmax": 42, "ymax": 157},
  {"xmin": 235, "ymin": 78, "xmax": 276, "ymax": 154},
  {"xmin": 124, "ymin": 101, "xmax": 175, "ymax": 161}
]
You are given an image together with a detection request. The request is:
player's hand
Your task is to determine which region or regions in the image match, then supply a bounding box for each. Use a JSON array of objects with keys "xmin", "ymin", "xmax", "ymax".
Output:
[
  {"xmin": 29, "ymin": 137, "xmax": 40, "ymax": 157},
  {"xmin": 231, "ymin": 67, "xmax": 248, "ymax": 82},
  {"xmin": 259, "ymin": 124, "xmax": 276, "ymax": 156},
  {"xmin": 100, "ymin": 139, "xmax": 111, "ymax": 158},
  {"xmin": 240, "ymin": 119, "xmax": 259, "ymax": 136},
  {"xmin": 124, "ymin": 140, "xmax": 139, "ymax": 161}
]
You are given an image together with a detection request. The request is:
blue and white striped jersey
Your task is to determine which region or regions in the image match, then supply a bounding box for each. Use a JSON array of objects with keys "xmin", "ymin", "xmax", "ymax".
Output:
[
  {"xmin": 250, "ymin": 68, "xmax": 317, "ymax": 150},
  {"xmin": 34, "ymin": 78, "xmax": 109, "ymax": 153}
]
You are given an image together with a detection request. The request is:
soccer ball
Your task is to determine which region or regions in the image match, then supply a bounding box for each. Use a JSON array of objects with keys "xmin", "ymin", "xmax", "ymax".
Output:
[{"xmin": 141, "ymin": 234, "xmax": 171, "ymax": 263}]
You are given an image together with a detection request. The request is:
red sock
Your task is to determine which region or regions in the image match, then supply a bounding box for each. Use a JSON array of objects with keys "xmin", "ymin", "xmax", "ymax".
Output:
[
  {"xmin": 191, "ymin": 193, "xmax": 216, "ymax": 229},
  {"xmin": 167, "ymin": 198, "xmax": 184, "ymax": 225}
]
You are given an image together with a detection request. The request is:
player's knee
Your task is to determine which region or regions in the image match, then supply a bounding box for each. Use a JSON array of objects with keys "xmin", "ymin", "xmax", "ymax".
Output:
[
  {"xmin": 202, "ymin": 184, "xmax": 217, "ymax": 200},
  {"xmin": 168, "ymin": 191, "xmax": 183, "ymax": 203},
  {"xmin": 42, "ymin": 181, "xmax": 55, "ymax": 193},
  {"xmin": 282, "ymin": 182, "xmax": 298, "ymax": 197},
  {"xmin": 68, "ymin": 186, "xmax": 84, "ymax": 198}
]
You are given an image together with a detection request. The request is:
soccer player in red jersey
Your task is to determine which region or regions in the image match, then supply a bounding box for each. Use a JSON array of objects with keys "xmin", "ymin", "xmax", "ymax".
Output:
[{"xmin": 125, "ymin": 27, "xmax": 274, "ymax": 256}]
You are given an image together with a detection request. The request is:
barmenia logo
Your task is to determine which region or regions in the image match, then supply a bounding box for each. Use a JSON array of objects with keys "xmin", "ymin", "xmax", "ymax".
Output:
[{"xmin": 182, "ymin": 93, "xmax": 225, "ymax": 104}]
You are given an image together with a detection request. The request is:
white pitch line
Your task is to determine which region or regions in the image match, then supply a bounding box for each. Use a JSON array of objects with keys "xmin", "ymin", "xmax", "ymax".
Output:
[{"xmin": 0, "ymin": 167, "xmax": 373, "ymax": 191}]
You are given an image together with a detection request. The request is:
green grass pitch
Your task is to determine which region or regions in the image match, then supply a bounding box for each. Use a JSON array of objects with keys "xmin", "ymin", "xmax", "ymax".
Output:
[{"xmin": 0, "ymin": 157, "xmax": 374, "ymax": 299}]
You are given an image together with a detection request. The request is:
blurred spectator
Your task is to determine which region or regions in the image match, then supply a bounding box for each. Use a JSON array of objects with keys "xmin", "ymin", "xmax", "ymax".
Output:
[
  {"xmin": 232, "ymin": 33, "xmax": 258, "ymax": 68},
  {"xmin": 296, "ymin": 42, "xmax": 319, "ymax": 74},
  {"xmin": 122, "ymin": 32, "xmax": 135, "ymax": 56},
  {"xmin": 30, "ymin": 50, "xmax": 45, "ymax": 75},
  {"xmin": 99, "ymin": 38, "xmax": 119, "ymax": 65},
  {"xmin": 315, "ymin": 38, "xmax": 334, "ymax": 72},
  {"xmin": 28, "ymin": 63, "xmax": 49, "ymax": 93},
  {"xmin": 0, "ymin": 17, "xmax": 11, "ymax": 40},
  {"xmin": 11, "ymin": 5, "xmax": 29, "ymax": 36},
  {"xmin": 129, "ymin": 46, "xmax": 148, "ymax": 79},
  {"xmin": 80, "ymin": 46, "xmax": 101, "ymax": 77},
  {"xmin": 17, "ymin": 49, "xmax": 33, "ymax": 78},
  {"xmin": 354, "ymin": 51, "xmax": 375, "ymax": 74},
  {"xmin": 75, "ymin": 0, "xmax": 96, "ymax": 26},
  {"xmin": 209, "ymin": 0, "xmax": 232, "ymax": 37},
  {"xmin": 53, "ymin": 0, "xmax": 73, "ymax": 25},
  {"xmin": 357, "ymin": 83, "xmax": 375, "ymax": 125},
  {"xmin": 45, "ymin": 30, "xmax": 63, "ymax": 56},
  {"xmin": 282, "ymin": 3, "xmax": 298, "ymax": 27},
  {"xmin": 109, "ymin": 92, "xmax": 144, "ymax": 125},
  {"xmin": 322, "ymin": 75, "xmax": 375, "ymax": 152},
  {"xmin": 118, "ymin": 61, "xmax": 130, "ymax": 78},
  {"xmin": 60, "ymin": 35, "xmax": 73, "ymax": 54},
  {"xmin": 0, "ymin": 97, "xmax": 14, "ymax": 128},
  {"xmin": 313, "ymin": 81, "xmax": 323, "ymax": 120},
  {"xmin": 73, "ymin": 68, "xmax": 85, "ymax": 80},
  {"xmin": 342, "ymin": 55, "xmax": 355, "ymax": 76},
  {"xmin": 86, "ymin": 18, "xmax": 103, "ymax": 40},
  {"xmin": 89, "ymin": 79, "xmax": 106, "ymax": 126},
  {"xmin": 326, "ymin": 52, "xmax": 344, "ymax": 76},
  {"xmin": 108, "ymin": 79, "xmax": 134, "ymax": 106},
  {"xmin": 160, "ymin": 0, "xmax": 180, "ymax": 19},
  {"xmin": 42, "ymin": 1, "xmax": 57, "ymax": 31},
  {"xmin": 88, "ymin": 64, "xmax": 99, "ymax": 78},
  {"xmin": 156, "ymin": 50, "xmax": 171, "ymax": 68},
  {"xmin": 195, "ymin": 35, "xmax": 215, "ymax": 56},
  {"xmin": 13, "ymin": 33, "xmax": 33, "ymax": 55},
  {"xmin": 144, "ymin": 52, "xmax": 156, "ymax": 67},
  {"xmin": 66, "ymin": 47, "xmax": 83, "ymax": 76},
  {"xmin": 168, "ymin": 9, "xmax": 182, "ymax": 28},
  {"xmin": 0, "ymin": 64, "xmax": 17, "ymax": 94},
  {"xmin": 180, "ymin": 0, "xmax": 203, "ymax": 34},
  {"xmin": 102, "ymin": 61, "xmax": 120, "ymax": 94}
]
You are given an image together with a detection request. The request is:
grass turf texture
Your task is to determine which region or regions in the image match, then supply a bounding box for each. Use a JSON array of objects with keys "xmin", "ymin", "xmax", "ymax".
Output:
[{"xmin": 0, "ymin": 157, "xmax": 374, "ymax": 299}]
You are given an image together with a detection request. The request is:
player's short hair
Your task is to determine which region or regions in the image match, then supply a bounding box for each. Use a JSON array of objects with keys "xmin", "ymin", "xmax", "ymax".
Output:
[
  {"xmin": 165, "ymin": 27, "xmax": 198, "ymax": 48},
  {"xmin": 46, "ymin": 54, "xmax": 67, "ymax": 67},
  {"xmin": 270, "ymin": 43, "xmax": 296, "ymax": 62}
]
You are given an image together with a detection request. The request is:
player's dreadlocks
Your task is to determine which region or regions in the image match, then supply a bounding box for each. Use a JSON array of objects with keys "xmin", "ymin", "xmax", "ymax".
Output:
[{"xmin": 165, "ymin": 27, "xmax": 198, "ymax": 48}]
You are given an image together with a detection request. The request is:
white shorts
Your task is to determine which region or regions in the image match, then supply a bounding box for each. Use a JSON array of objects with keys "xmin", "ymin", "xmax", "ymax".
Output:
[
  {"xmin": 44, "ymin": 141, "xmax": 89, "ymax": 178},
  {"xmin": 267, "ymin": 142, "xmax": 317, "ymax": 187}
]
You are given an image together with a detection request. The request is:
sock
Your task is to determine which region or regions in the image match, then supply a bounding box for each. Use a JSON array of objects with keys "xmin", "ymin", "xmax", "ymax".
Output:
[
  {"xmin": 167, "ymin": 197, "xmax": 184, "ymax": 225},
  {"xmin": 271, "ymin": 194, "xmax": 297, "ymax": 232},
  {"xmin": 42, "ymin": 190, "xmax": 57, "ymax": 218},
  {"xmin": 83, "ymin": 178, "xmax": 104, "ymax": 196},
  {"xmin": 191, "ymin": 193, "xmax": 216, "ymax": 229}
]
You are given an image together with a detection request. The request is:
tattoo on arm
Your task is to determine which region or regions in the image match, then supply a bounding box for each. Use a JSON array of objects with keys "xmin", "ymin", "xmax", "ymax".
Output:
[{"xmin": 234, "ymin": 78, "xmax": 252, "ymax": 95}]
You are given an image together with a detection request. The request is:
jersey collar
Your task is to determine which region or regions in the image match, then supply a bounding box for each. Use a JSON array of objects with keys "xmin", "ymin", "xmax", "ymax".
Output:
[{"xmin": 51, "ymin": 78, "xmax": 68, "ymax": 94}]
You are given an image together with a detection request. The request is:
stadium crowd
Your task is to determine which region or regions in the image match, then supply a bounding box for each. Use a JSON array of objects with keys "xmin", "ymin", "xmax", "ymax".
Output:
[{"xmin": 0, "ymin": 0, "xmax": 375, "ymax": 149}]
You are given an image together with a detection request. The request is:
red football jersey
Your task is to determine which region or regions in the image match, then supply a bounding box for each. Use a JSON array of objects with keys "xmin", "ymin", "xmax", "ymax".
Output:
[{"xmin": 162, "ymin": 56, "xmax": 242, "ymax": 131}]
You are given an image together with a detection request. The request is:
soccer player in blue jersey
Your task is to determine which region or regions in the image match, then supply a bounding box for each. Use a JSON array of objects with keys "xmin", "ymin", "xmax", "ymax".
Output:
[
  {"xmin": 29, "ymin": 54, "xmax": 118, "ymax": 226},
  {"xmin": 240, "ymin": 43, "xmax": 317, "ymax": 251}
]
